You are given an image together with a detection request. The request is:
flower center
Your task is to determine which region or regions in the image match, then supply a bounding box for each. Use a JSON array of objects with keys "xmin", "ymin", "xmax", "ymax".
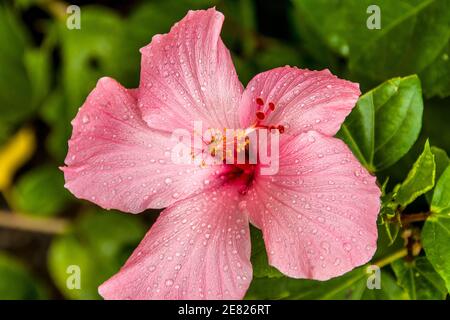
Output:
[
  {"xmin": 201, "ymin": 130, "xmax": 257, "ymax": 194},
  {"xmin": 220, "ymin": 163, "xmax": 256, "ymax": 195},
  {"xmin": 197, "ymin": 97, "xmax": 283, "ymax": 193}
]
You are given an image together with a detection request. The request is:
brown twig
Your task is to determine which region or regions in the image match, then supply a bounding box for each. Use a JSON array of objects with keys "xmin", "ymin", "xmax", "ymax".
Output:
[
  {"xmin": 0, "ymin": 210, "xmax": 69, "ymax": 235},
  {"xmin": 400, "ymin": 212, "xmax": 431, "ymax": 225},
  {"xmin": 37, "ymin": 0, "xmax": 68, "ymax": 21}
]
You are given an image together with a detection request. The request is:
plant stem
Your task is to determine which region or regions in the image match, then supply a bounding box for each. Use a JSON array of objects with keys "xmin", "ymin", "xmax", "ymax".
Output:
[
  {"xmin": 0, "ymin": 210, "xmax": 69, "ymax": 235},
  {"xmin": 38, "ymin": 0, "xmax": 68, "ymax": 21},
  {"xmin": 401, "ymin": 212, "xmax": 430, "ymax": 225},
  {"xmin": 374, "ymin": 248, "xmax": 408, "ymax": 268}
]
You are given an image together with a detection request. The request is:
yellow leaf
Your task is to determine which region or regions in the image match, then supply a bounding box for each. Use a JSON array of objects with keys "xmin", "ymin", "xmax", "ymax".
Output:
[{"xmin": 0, "ymin": 128, "xmax": 36, "ymax": 191}]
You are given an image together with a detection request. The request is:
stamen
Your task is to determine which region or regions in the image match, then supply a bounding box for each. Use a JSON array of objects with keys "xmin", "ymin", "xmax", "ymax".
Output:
[
  {"xmin": 251, "ymin": 100, "xmax": 285, "ymax": 134},
  {"xmin": 256, "ymin": 111, "xmax": 265, "ymax": 120}
]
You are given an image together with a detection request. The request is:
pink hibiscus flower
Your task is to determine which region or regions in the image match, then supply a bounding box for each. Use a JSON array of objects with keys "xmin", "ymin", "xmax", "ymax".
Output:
[{"xmin": 62, "ymin": 8, "xmax": 380, "ymax": 300}]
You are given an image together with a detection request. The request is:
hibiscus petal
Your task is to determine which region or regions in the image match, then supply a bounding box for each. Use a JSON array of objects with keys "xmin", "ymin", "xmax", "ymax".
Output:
[
  {"xmin": 139, "ymin": 8, "xmax": 243, "ymax": 132},
  {"xmin": 245, "ymin": 131, "xmax": 380, "ymax": 280},
  {"xmin": 99, "ymin": 186, "xmax": 252, "ymax": 299},
  {"xmin": 62, "ymin": 77, "xmax": 219, "ymax": 213},
  {"xmin": 239, "ymin": 67, "xmax": 360, "ymax": 137}
]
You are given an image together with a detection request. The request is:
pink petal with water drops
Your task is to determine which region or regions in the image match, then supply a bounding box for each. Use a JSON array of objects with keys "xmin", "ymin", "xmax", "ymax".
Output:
[
  {"xmin": 245, "ymin": 131, "xmax": 380, "ymax": 280},
  {"xmin": 99, "ymin": 185, "xmax": 252, "ymax": 299},
  {"xmin": 139, "ymin": 8, "xmax": 244, "ymax": 132},
  {"xmin": 239, "ymin": 67, "xmax": 360, "ymax": 137},
  {"xmin": 62, "ymin": 77, "xmax": 220, "ymax": 213}
]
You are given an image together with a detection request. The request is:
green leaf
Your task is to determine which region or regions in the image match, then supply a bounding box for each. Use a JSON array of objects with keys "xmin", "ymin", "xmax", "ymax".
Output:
[
  {"xmin": 337, "ymin": 75, "xmax": 423, "ymax": 172},
  {"xmin": 420, "ymin": 42, "xmax": 450, "ymax": 98},
  {"xmin": 59, "ymin": 6, "xmax": 138, "ymax": 118},
  {"xmin": 75, "ymin": 211, "xmax": 147, "ymax": 262},
  {"xmin": 430, "ymin": 165, "xmax": 450, "ymax": 215},
  {"xmin": 250, "ymin": 227, "xmax": 283, "ymax": 278},
  {"xmin": 12, "ymin": 165, "xmax": 71, "ymax": 216},
  {"xmin": 126, "ymin": 0, "xmax": 198, "ymax": 45},
  {"xmin": 246, "ymin": 266, "xmax": 407, "ymax": 300},
  {"xmin": 0, "ymin": 252, "xmax": 48, "ymax": 299},
  {"xmin": 395, "ymin": 140, "xmax": 435, "ymax": 207},
  {"xmin": 48, "ymin": 235, "xmax": 104, "ymax": 300},
  {"xmin": 373, "ymin": 219, "xmax": 404, "ymax": 260},
  {"xmin": 0, "ymin": 4, "xmax": 33, "ymax": 126},
  {"xmin": 39, "ymin": 89, "xmax": 71, "ymax": 161},
  {"xmin": 391, "ymin": 257, "xmax": 447, "ymax": 299},
  {"xmin": 423, "ymin": 98, "xmax": 450, "ymax": 153},
  {"xmin": 48, "ymin": 211, "xmax": 146, "ymax": 299},
  {"xmin": 361, "ymin": 271, "xmax": 409, "ymax": 300},
  {"xmin": 291, "ymin": 0, "xmax": 450, "ymax": 97},
  {"xmin": 431, "ymin": 147, "xmax": 450, "ymax": 187},
  {"xmin": 254, "ymin": 43, "xmax": 303, "ymax": 71},
  {"xmin": 422, "ymin": 165, "xmax": 450, "ymax": 292},
  {"xmin": 426, "ymin": 146, "xmax": 450, "ymax": 203},
  {"xmin": 24, "ymin": 46, "xmax": 51, "ymax": 108}
]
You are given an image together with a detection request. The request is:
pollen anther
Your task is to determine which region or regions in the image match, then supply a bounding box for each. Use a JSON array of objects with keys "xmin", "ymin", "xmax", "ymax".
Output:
[{"xmin": 256, "ymin": 111, "xmax": 265, "ymax": 120}]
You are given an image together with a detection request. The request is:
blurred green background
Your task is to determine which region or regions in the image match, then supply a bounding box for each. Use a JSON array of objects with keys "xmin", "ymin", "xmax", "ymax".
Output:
[{"xmin": 0, "ymin": 0, "xmax": 449, "ymax": 299}]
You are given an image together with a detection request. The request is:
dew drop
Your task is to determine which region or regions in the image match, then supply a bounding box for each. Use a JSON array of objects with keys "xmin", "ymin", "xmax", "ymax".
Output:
[
  {"xmin": 82, "ymin": 114, "xmax": 90, "ymax": 124},
  {"xmin": 321, "ymin": 241, "xmax": 330, "ymax": 252},
  {"xmin": 165, "ymin": 279, "xmax": 174, "ymax": 287}
]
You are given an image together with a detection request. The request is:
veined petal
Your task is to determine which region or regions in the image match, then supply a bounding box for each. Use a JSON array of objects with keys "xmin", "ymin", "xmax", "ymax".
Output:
[
  {"xmin": 139, "ymin": 8, "xmax": 243, "ymax": 132},
  {"xmin": 99, "ymin": 185, "xmax": 252, "ymax": 299},
  {"xmin": 62, "ymin": 77, "xmax": 219, "ymax": 213},
  {"xmin": 239, "ymin": 67, "xmax": 360, "ymax": 137},
  {"xmin": 245, "ymin": 131, "xmax": 380, "ymax": 280}
]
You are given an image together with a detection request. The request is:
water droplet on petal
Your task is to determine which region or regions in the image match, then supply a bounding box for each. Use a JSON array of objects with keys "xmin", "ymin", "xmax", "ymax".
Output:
[
  {"xmin": 165, "ymin": 279, "xmax": 174, "ymax": 287},
  {"xmin": 343, "ymin": 243, "xmax": 352, "ymax": 251},
  {"xmin": 82, "ymin": 114, "xmax": 90, "ymax": 124}
]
